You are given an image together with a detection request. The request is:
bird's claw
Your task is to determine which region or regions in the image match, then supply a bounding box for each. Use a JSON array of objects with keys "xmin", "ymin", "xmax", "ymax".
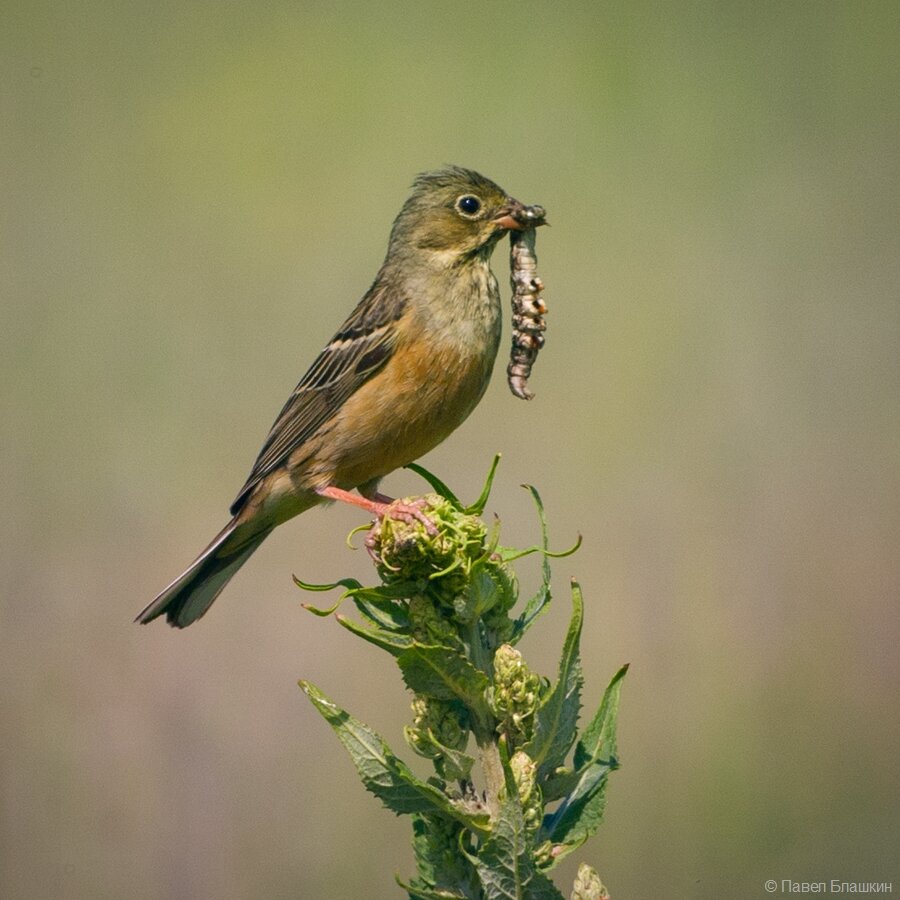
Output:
[{"xmin": 377, "ymin": 497, "xmax": 438, "ymax": 536}]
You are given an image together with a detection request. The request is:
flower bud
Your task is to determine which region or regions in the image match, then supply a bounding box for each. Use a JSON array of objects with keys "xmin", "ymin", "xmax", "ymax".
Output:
[
  {"xmin": 406, "ymin": 695, "xmax": 469, "ymax": 758},
  {"xmin": 571, "ymin": 863, "xmax": 610, "ymax": 900},
  {"xmin": 509, "ymin": 750, "xmax": 542, "ymax": 833},
  {"xmin": 490, "ymin": 644, "xmax": 542, "ymax": 745},
  {"xmin": 369, "ymin": 494, "xmax": 487, "ymax": 592},
  {"xmin": 408, "ymin": 594, "xmax": 459, "ymax": 647}
]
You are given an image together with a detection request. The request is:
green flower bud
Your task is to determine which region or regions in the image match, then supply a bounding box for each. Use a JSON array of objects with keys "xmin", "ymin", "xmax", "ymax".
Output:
[
  {"xmin": 509, "ymin": 750, "xmax": 542, "ymax": 833},
  {"xmin": 483, "ymin": 604, "xmax": 516, "ymax": 644},
  {"xmin": 435, "ymin": 706, "xmax": 467, "ymax": 750},
  {"xmin": 369, "ymin": 495, "xmax": 487, "ymax": 593},
  {"xmin": 490, "ymin": 644, "xmax": 542, "ymax": 745},
  {"xmin": 405, "ymin": 696, "xmax": 439, "ymax": 758},
  {"xmin": 408, "ymin": 593, "xmax": 459, "ymax": 647},
  {"xmin": 571, "ymin": 863, "xmax": 610, "ymax": 900},
  {"xmin": 406, "ymin": 695, "xmax": 469, "ymax": 759},
  {"xmin": 452, "ymin": 560, "xmax": 518, "ymax": 625},
  {"xmin": 533, "ymin": 839, "xmax": 554, "ymax": 868}
]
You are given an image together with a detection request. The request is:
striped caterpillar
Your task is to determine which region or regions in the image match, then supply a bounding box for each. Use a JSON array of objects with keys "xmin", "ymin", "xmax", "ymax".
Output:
[{"xmin": 508, "ymin": 222, "xmax": 547, "ymax": 400}]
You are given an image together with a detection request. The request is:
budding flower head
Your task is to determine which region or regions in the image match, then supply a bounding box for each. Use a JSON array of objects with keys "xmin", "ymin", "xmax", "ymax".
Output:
[
  {"xmin": 509, "ymin": 750, "xmax": 542, "ymax": 833},
  {"xmin": 509, "ymin": 749, "xmax": 536, "ymax": 796},
  {"xmin": 571, "ymin": 863, "xmax": 610, "ymax": 900},
  {"xmin": 368, "ymin": 494, "xmax": 487, "ymax": 598},
  {"xmin": 490, "ymin": 644, "xmax": 542, "ymax": 745},
  {"xmin": 408, "ymin": 593, "xmax": 460, "ymax": 647},
  {"xmin": 406, "ymin": 695, "xmax": 468, "ymax": 757}
]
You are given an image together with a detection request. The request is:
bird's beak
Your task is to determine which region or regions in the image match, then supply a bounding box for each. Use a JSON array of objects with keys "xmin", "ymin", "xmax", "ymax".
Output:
[{"xmin": 493, "ymin": 199, "xmax": 547, "ymax": 231}]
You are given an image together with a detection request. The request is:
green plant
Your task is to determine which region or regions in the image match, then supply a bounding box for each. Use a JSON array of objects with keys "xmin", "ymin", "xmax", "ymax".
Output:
[{"xmin": 298, "ymin": 459, "xmax": 626, "ymax": 899}]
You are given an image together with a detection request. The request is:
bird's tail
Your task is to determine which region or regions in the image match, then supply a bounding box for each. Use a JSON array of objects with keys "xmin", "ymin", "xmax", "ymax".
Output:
[{"xmin": 136, "ymin": 519, "xmax": 271, "ymax": 628}]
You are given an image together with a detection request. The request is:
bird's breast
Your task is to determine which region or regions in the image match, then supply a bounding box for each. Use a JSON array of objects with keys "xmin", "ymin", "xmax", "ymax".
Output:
[{"xmin": 316, "ymin": 262, "xmax": 503, "ymax": 489}]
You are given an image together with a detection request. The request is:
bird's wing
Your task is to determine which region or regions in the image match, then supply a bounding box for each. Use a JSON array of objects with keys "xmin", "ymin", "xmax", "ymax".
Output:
[{"xmin": 230, "ymin": 281, "xmax": 406, "ymax": 514}]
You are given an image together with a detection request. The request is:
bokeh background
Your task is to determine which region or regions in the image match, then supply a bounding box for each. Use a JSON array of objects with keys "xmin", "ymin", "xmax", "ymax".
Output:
[{"xmin": 3, "ymin": 2, "xmax": 898, "ymax": 897}]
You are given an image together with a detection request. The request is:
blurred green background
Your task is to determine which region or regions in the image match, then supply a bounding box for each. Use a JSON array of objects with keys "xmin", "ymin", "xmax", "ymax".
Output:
[{"xmin": 3, "ymin": 1, "xmax": 898, "ymax": 897}]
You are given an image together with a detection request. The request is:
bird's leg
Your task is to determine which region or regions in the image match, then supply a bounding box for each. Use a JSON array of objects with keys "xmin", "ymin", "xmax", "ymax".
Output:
[
  {"xmin": 368, "ymin": 490, "xmax": 398, "ymax": 505},
  {"xmin": 315, "ymin": 486, "xmax": 438, "ymax": 535}
]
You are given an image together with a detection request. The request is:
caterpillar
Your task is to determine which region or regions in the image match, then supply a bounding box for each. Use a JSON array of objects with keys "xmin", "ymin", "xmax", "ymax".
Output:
[{"xmin": 507, "ymin": 222, "xmax": 547, "ymax": 400}]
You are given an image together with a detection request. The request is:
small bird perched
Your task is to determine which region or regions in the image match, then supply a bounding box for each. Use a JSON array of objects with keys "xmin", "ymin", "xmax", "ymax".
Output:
[{"xmin": 137, "ymin": 166, "xmax": 546, "ymax": 628}]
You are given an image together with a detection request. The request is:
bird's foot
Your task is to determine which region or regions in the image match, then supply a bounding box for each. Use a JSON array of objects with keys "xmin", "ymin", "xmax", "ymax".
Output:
[{"xmin": 316, "ymin": 486, "xmax": 438, "ymax": 535}]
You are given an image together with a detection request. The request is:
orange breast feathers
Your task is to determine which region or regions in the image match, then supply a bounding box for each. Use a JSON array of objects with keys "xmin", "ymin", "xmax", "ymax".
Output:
[{"xmin": 313, "ymin": 332, "xmax": 499, "ymax": 490}]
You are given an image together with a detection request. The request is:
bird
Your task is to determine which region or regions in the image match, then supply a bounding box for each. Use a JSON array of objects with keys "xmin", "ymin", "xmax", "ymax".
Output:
[{"xmin": 136, "ymin": 166, "xmax": 546, "ymax": 628}]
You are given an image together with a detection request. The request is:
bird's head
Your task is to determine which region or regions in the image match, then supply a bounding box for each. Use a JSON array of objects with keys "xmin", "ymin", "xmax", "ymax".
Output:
[{"xmin": 387, "ymin": 166, "xmax": 546, "ymax": 264}]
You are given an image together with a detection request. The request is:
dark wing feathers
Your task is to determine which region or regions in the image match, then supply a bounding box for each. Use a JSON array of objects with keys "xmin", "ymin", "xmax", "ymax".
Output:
[{"xmin": 229, "ymin": 282, "xmax": 405, "ymax": 514}]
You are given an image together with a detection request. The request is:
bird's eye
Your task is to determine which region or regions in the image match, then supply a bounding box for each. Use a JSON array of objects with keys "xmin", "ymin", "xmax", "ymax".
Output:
[{"xmin": 456, "ymin": 195, "xmax": 482, "ymax": 217}]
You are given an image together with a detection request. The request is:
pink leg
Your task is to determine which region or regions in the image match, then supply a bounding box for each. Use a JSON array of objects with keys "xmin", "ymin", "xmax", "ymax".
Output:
[{"xmin": 315, "ymin": 486, "xmax": 437, "ymax": 535}]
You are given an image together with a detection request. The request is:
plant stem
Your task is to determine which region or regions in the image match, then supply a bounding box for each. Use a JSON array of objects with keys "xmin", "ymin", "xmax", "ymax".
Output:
[{"xmin": 467, "ymin": 621, "xmax": 504, "ymax": 820}]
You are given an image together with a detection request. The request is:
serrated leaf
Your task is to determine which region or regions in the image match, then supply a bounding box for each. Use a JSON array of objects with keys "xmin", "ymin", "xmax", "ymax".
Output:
[
  {"xmin": 401, "ymin": 882, "xmax": 471, "ymax": 900},
  {"xmin": 538, "ymin": 666, "xmax": 627, "ymax": 863},
  {"xmin": 539, "ymin": 758, "xmax": 615, "ymax": 865},
  {"xmin": 573, "ymin": 664, "xmax": 628, "ymax": 771},
  {"xmin": 398, "ymin": 645, "xmax": 490, "ymax": 718},
  {"xmin": 336, "ymin": 614, "xmax": 414, "ymax": 656},
  {"xmin": 300, "ymin": 681, "xmax": 489, "ymax": 834},
  {"xmin": 525, "ymin": 581, "xmax": 584, "ymax": 779},
  {"xmin": 520, "ymin": 872, "xmax": 567, "ymax": 899},
  {"xmin": 407, "ymin": 815, "xmax": 480, "ymax": 899},
  {"xmin": 397, "ymin": 872, "xmax": 472, "ymax": 900},
  {"xmin": 475, "ymin": 793, "xmax": 531, "ymax": 899},
  {"xmin": 475, "ymin": 797, "xmax": 566, "ymax": 900},
  {"xmin": 471, "ymin": 754, "xmax": 567, "ymax": 900}
]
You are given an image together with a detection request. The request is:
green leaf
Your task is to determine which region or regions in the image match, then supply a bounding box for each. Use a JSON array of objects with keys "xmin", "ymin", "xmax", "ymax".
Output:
[
  {"xmin": 539, "ymin": 767, "xmax": 580, "ymax": 805},
  {"xmin": 397, "ymin": 872, "xmax": 473, "ymax": 900},
  {"xmin": 300, "ymin": 681, "xmax": 489, "ymax": 834},
  {"xmin": 573, "ymin": 664, "xmax": 628, "ymax": 771},
  {"xmin": 475, "ymin": 794, "xmax": 565, "ymax": 899},
  {"xmin": 510, "ymin": 486, "xmax": 553, "ymax": 642},
  {"xmin": 538, "ymin": 665, "xmax": 627, "ymax": 863},
  {"xmin": 398, "ymin": 645, "xmax": 491, "ymax": 719},
  {"xmin": 468, "ymin": 751, "xmax": 566, "ymax": 900},
  {"xmin": 293, "ymin": 575, "xmax": 364, "ymax": 615},
  {"xmin": 539, "ymin": 759, "xmax": 616, "ymax": 865},
  {"xmin": 464, "ymin": 453, "xmax": 502, "ymax": 516},
  {"xmin": 406, "ymin": 462, "xmax": 463, "ymax": 508},
  {"xmin": 293, "ymin": 575, "xmax": 364, "ymax": 594},
  {"xmin": 518, "ymin": 872, "xmax": 567, "ymax": 898},
  {"xmin": 474, "ymin": 791, "xmax": 530, "ymax": 899},
  {"xmin": 525, "ymin": 581, "xmax": 584, "ymax": 779},
  {"xmin": 404, "ymin": 726, "xmax": 474, "ymax": 780},
  {"xmin": 400, "ymin": 881, "xmax": 471, "ymax": 899},
  {"xmin": 336, "ymin": 614, "xmax": 414, "ymax": 656},
  {"xmin": 351, "ymin": 590, "xmax": 411, "ymax": 632},
  {"xmin": 426, "ymin": 733, "xmax": 476, "ymax": 782},
  {"xmin": 453, "ymin": 567, "xmax": 507, "ymax": 624},
  {"xmin": 406, "ymin": 815, "xmax": 480, "ymax": 899}
]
